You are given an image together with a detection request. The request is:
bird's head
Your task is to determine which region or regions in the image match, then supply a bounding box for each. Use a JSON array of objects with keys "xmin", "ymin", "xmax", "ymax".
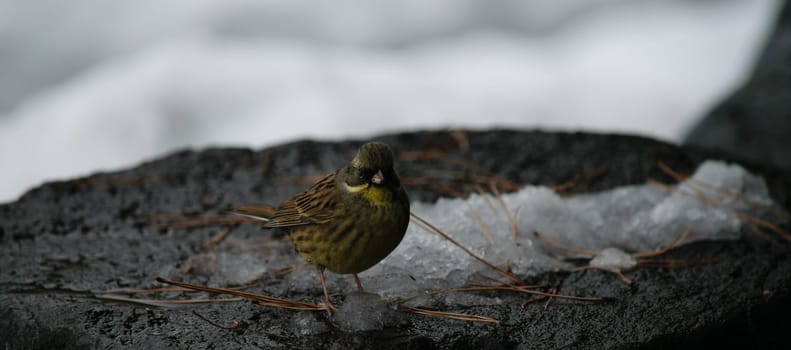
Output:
[{"xmin": 340, "ymin": 142, "xmax": 401, "ymax": 193}]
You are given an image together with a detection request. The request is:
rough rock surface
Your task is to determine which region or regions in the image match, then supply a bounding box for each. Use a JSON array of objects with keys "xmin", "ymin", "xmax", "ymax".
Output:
[{"xmin": 1, "ymin": 130, "xmax": 790, "ymax": 349}]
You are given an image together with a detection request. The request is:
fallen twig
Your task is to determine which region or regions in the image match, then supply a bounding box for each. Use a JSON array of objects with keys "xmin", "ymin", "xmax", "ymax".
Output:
[
  {"xmin": 533, "ymin": 231, "xmax": 598, "ymax": 257},
  {"xmin": 466, "ymin": 202, "xmax": 495, "ymax": 245},
  {"xmin": 657, "ymin": 161, "xmax": 790, "ymax": 221},
  {"xmin": 552, "ymin": 167, "xmax": 606, "ymax": 196},
  {"xmin": 156, "ymin": 277, "xmax": 324, "ymax": 311},
  {"xmin": 410, "ymin": 213, "xmax": 521, "ymax": 284},
  {"xmin": 632, "ymin": 230, "xmax": 691, "ymax": 258},
  {"xmin": 208, "ymin": 226, "xmax": 234, "ymax": 249},
  {"xmin": 454, "ymin": 285, "xmax": 609, "ymax": 303},
  {"xmin": 489, "ymin": 181, "xmax": 520, "ymax": 241},
  {"xmin": 150, "ymin": 214, "xmax": 256, "ymax": 230},
  {"xmin": 536, "ymin": 230, "xmax": 717, "ymax": 285},
  {"xmin": 572, "ymin": 266, "xmax": 633, "ymax": 285},
  {"xmin": 648, "ymin": 167, "xmax": 790, "ymax": 242},
  {"xmin": 544, "ymin": 286, "xmax": 558, "ymax": 310},
  {"xmin": 96, "ymin": 293, "xmax": 244, "ymax": 307},
  {"xmin": 734, "ymin": 212, "xmax": 791, "ymax": 241},
  {"xmin": 104, "ymin": 282, "xmax": 260, "ymax": 295},
  {"xmin": 192, "ymin": 310, "xmax": 245, "ymax": 330},
  {"xmin": 399, "ymin": 306, "xmax": 499, "ymax": 324}
]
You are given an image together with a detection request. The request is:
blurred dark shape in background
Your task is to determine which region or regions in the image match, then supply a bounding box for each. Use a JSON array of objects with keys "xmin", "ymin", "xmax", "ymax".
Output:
[{"xmin": 686, "ymin": 2, "xmax": 791, "ymax": 170}]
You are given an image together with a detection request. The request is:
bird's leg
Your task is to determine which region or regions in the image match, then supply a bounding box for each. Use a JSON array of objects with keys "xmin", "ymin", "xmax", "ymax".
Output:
[
  {"xmin": 352, "ymin": 273, "xmax": 364, "ymax": 293},
  {"xmin": 316, "ymin": 267, "xmax": 337, "ymax": 313}
]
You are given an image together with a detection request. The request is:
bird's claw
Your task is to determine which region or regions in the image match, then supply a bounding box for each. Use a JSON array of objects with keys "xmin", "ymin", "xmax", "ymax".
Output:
[{"xmin": 319, "ymin": 301, "xmax": 337, "ymax": 316}]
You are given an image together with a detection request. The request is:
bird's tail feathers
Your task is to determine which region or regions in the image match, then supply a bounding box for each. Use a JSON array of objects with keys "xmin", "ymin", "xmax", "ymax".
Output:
[{"xmin": 229, "ymin": 204, "xmax": 276, "ymax": 222}]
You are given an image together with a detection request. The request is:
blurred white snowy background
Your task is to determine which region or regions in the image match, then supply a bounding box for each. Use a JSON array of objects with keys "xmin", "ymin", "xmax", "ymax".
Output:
[{"xmin": 0, "ymin": 0, "xmax": 782, "ymax": 203}]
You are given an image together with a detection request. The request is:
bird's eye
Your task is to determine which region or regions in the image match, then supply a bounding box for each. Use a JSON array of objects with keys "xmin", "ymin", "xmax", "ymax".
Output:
[{"xmin": 357, "ymin": 169, "xmax": 372, "ymax": 182}]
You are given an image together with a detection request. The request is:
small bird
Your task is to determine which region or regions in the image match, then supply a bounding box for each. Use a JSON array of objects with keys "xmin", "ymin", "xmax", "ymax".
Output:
[{"xmin": 232, "ymin": 142, "xmax": 410, "ymax": 311}]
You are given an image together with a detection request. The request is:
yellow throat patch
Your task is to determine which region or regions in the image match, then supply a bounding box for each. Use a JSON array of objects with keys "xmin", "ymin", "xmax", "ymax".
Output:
[{"xmin": 344, "ymin": 182, "xmax": 390, "ymax": 206}]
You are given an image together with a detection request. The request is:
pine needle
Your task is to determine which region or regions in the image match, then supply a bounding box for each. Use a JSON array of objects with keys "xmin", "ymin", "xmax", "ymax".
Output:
[
  {"xmin": 532, "ymin": 231, "xmax": 598, "ymax": 257},
  {"xmin": 454, "ymin": 285, "xmax": 609, "ymax": 303},
  {"xmin": 156, "ymin": 277, "xmax": 324, "ymax": 311},
  {"xmin": 399, "ymin": 306, "xmax": 499, "ymax": 324},
  {"xmin": 410, "ymin": 213, "xmax": 522, "ymax": 284}
]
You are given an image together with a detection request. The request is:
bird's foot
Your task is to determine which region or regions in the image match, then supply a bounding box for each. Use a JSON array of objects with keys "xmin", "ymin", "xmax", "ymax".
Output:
[{"xmin": 319, "ymin": 301, "xmax": 337, "ymax": 316}]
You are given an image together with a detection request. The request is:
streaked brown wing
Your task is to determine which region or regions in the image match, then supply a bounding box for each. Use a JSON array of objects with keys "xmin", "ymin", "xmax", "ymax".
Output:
[
  {"xmin": 264, "ymin": 172, "xmax": 338, "ymax": 228},
  {"xmin": 230, "ymin": 204, "xmax": 277, "ymax": 221}
]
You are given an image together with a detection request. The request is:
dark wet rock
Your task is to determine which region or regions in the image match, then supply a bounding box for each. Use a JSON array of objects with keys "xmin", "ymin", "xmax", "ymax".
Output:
[{"xmin": 1, "ymin": 130, "xmax": 790, "ymax": 349}]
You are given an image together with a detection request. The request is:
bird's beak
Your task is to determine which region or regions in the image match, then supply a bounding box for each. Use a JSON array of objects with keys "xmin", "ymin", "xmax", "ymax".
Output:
[{"xmin": 371, "ymin": 170, "xmax": 384, "ymax": 185}]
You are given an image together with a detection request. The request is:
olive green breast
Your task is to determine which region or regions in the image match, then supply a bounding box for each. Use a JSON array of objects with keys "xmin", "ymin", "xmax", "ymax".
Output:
[{"xmin": 287, "ymin": 186, "xmax": 410, "ymax": 274}]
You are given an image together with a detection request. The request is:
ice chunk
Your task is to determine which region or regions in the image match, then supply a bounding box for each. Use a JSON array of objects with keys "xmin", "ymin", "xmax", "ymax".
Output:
[
  {"xmin": 376, "ymin": 160, "xmax": 778, "ymax": 292},
  {"xmin": 361, "ymin": 267, "xmax": 426, "ymax": 300},
  {"xmin": 289, "ymin": 312, "xmax": 329, "ymax": 336},
  {"xmin": 589, "ymin": 248, "xmax": 637, "ymax": 271},
  {"xmin": 181, "ymin": 236, "xmax": 297, "ymax": 286},
  {"xmin": 333, "ymin": 293, "xmax": 403, "ymax": 332}
]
